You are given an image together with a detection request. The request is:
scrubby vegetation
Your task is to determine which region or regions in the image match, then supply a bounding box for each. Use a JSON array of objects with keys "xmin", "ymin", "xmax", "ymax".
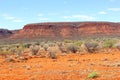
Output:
[
  {"xmin": 114, "ymin": 42, "xmax": 120, "ymax": 50},
  {"xmin": 0, "ymin": 37, "xmax": 119, "ymax": 60},
  {"xmin": 67, "ymin": 43, "xmax": 79, "ymax": 53},
  {"xmin": 81, "ymin": 42, "xmax": 100, "ymax": 53},
  {"xmin": 0, "ymin": 37, "xmax": 120, "ymax": 80}
]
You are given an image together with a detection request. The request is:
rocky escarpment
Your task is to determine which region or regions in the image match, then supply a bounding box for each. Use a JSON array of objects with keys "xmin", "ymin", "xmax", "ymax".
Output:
[
  {"xmin": 0, "ymin": 29, "xmax": 13, "ymax": 39},
  {"xmin": 11, "ymin": 22, "xmax": 120, "ymax": 39}
]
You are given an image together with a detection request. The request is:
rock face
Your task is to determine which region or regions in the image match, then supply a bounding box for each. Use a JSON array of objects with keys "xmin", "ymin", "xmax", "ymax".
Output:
[
  {"xmin": 11, "ymin": 30, "xmax": 20, "ymax": 34},
  {"xmin": 0, "ymin": 29, "xmax": 13, "ymax": 39},
  {"xmin": 11, "ymin": 22, "xmax": 120, "ymax": 39}
]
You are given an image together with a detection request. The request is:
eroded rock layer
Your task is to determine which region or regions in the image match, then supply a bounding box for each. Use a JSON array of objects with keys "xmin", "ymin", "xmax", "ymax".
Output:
[{"xmin": 11, "ymin": 22, "xmax": 120, "ymax": 39}]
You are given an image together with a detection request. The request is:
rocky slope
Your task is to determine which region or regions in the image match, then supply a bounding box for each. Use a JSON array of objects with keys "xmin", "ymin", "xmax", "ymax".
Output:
[
  {"xmin": 10, "ymin": 22, "xmax": 120, "ymax": 39},
  {"xmin": 0, "ymin": 29, "xmax": 13, "ymax": 39}
]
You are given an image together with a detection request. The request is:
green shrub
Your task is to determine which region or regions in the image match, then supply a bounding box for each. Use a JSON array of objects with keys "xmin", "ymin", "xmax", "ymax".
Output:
[
  {"xmin": 88, "ymin": 72, "xmax": 98, "ymax": 79},
  {"xmin": 103, "ymin": 39, "xmax": 117, "ymax": 48},
  {"xmin": 74, "ymin": 40, "xmax": 83, "ymax": 46},
  {"xmin": 64, "ymin": 40, "xmax": 73, "ymax": 43}
]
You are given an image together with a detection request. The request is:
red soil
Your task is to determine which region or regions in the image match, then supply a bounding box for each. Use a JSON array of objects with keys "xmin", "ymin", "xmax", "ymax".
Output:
[{"xmin": 0, "ymin": 49, "xmax": 120, "ymax": 80}]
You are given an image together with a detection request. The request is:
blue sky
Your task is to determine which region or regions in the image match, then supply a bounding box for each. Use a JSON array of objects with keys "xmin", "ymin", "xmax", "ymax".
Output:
[{"xmin": 0, "ymin": 0, "xmax": 120, "ymax": 30}]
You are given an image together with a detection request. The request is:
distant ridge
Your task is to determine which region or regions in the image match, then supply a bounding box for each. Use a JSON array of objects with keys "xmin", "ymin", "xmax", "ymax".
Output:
[
  {"xmin": 9, "ymin": 22, "xmax": 120, "ymax": 39},
  {"xmin": 0, "ymin": 29, "xmax": 13, "ymax": 39}
]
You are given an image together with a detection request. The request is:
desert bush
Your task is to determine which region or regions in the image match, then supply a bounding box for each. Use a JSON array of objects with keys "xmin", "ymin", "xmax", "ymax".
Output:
[
  {"xmin": 74, "ymin": 40, "xmax": 83, "ymax": 46},
  {"xmin": 114, "ymin": 43, "xmax": 120, "ymax": 50},
  {"xmin": 34, "ymin": 42, "xmax": 40, "ymax": 46},
  {"xmin": 57, "ymin": 42, "xmax": 64, "ymax": 47},
  {"xmin": 5, "ymin": 56, "xmax": 15, "ymax": 63},
  {"xmin": 43, "ymin": 44, "xmax": 49, "ymax": 51},
  {"xmin": 57, "ymin": 42, "xmax": 67, "ymax": 53},
  {"xmin": 23, "ymin": 43, "xmax": 32, "ymax": 48},
  {"xmin": 47, "ymin": 50, "xmax": 57, "ymax": 59},
  {"xmin": 63, "ymin": 39, "xmax": 73, "ymax": 43},
  {"xmin": 0, "ymin": 45, "xmax": 3, "ymax": 51},
  {"xmin": 0, "ymin": 51, "xmax": 10, "ymax": 54},
  {"xmin": 103, "ymin": 39, "xmax": 117, "ymax": 48},
  {"xmin": 81, "ymin": 42, "xmax": 99, "ymax": 53},
  {"xmin": 15, "ymin": 44, "xmax": 20, "ymax": 48},
  {"xmin": 37, "ymin": 47, "xmax": 46, "ymax": 57},
  {"xmin": 40, "ymin": 42, "xmax": 45, "ymax": 47},
  {"xmin": 47, "ymin": 47, "xmax": 57, "ymax": 59},
  {"xmin": 12, "ymin": 44, "xmax": 25, "ymax": 56},
  {"xmin": 30, "ymin": 45, "xmax": 40, "ymax": 55},
  {"xmin": 1, "ymin": 46, "xmax": 13, "ymax": 54},
  {"xmin": 67, "ymin": 44, "xmax": 79, "ymax": 53},
  {"xmin": 15, "ymin": 49, "xmax": 22, "ymax": 56},
  {"xmin": 48, "ymin": 42, "xmax": 56, "ymax": 47},
  {"xmin": 9, "ymin": 47, "xmax": 16, "ymax": 54},
  {"xmin": 1, "ymin": 46, "xmax": 9, "ymax": 52},
  {"xmin": 59, "ymin": 46, "xmax": 67, "ymax": 53}
]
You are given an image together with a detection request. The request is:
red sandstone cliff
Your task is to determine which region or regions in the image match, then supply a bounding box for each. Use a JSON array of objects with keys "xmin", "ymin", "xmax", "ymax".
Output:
[{"xmin": 10, "ymin": 22, "xmax": 120, "ymax": 39}]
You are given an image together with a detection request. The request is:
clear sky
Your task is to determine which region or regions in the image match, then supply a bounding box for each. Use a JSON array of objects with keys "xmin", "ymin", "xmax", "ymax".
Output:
[{"xmin": 0, "ymin": 0, "xmax": 120, "ymax": 30}]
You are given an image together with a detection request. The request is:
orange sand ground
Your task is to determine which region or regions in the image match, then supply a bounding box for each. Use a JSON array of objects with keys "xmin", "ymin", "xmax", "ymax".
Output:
[{"xmin": 0, "ymin": 49, "xmax": 120, "ymax": 80}]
